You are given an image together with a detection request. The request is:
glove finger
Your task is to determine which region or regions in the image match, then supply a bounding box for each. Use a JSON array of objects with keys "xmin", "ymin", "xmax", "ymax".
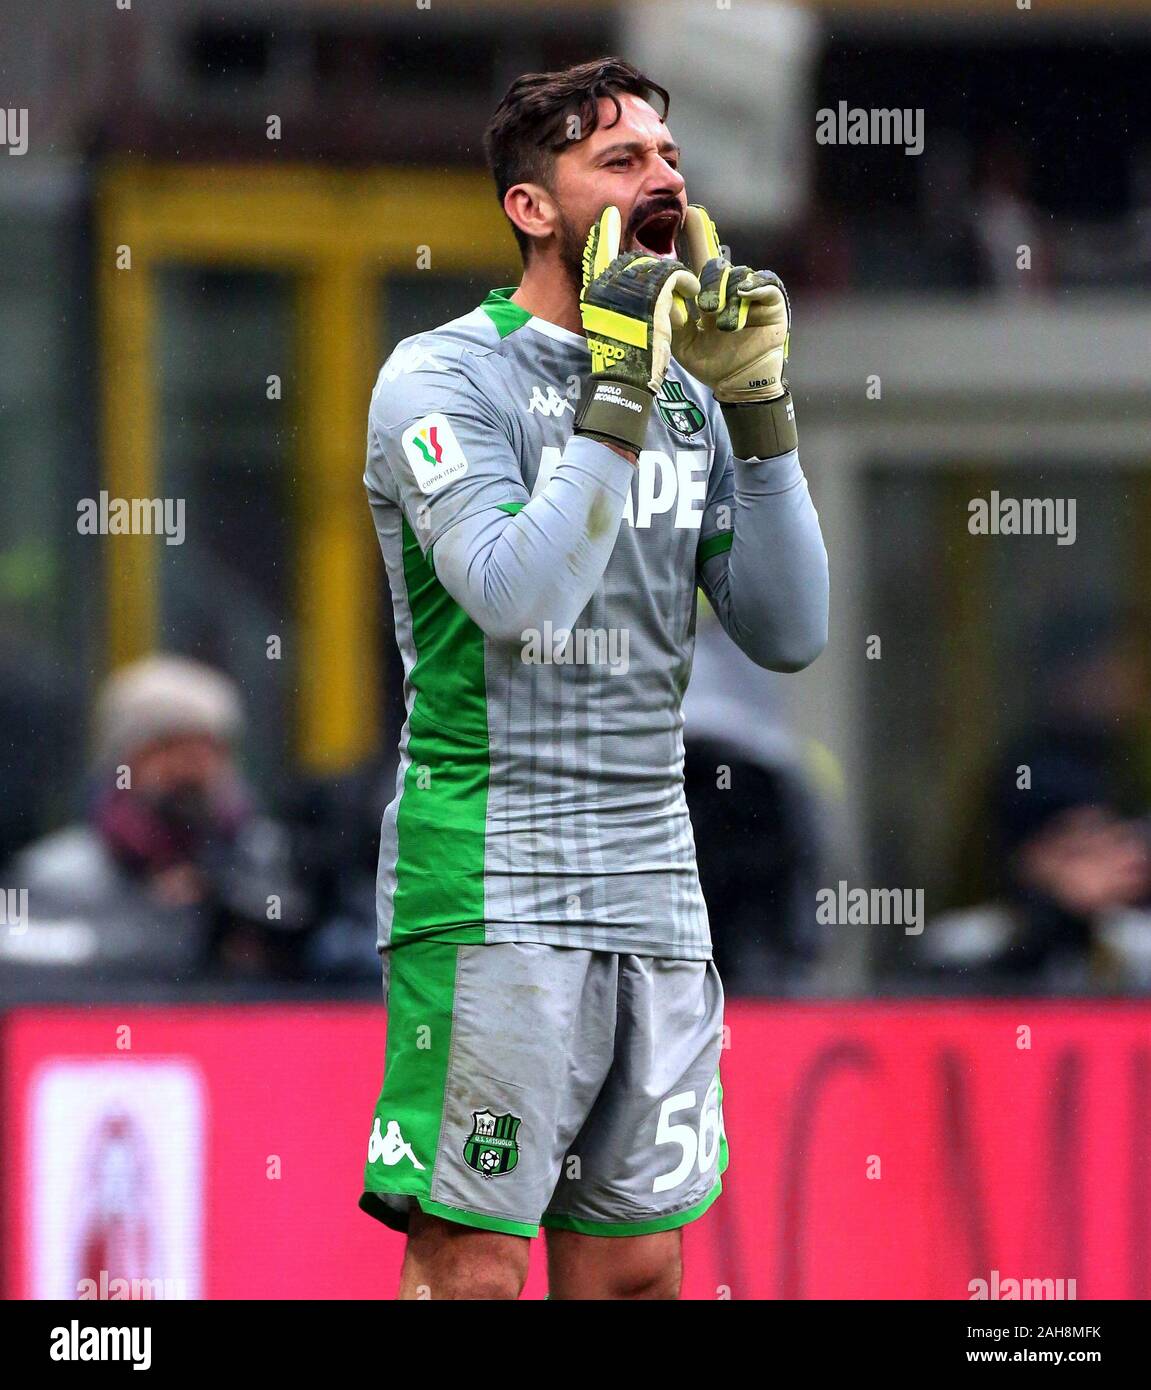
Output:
[
  {"xmin": 738, "ymin": 285, "xmax": 787, "ymax": 317},
  {"xmin": 735, "ymin": 270, "xmax": 790, "ymax": 324},
  {"xmin": 696, "ymin": 257, "xmax": 733, "ymax": 316},
  {"xmin": 582, "ymin": 205, "xmax": 623, "ymax": 297},
  {"xmin": 666, "ymin": 266, "xmax": 702, "ymax": 329},
  {"xmin": 715, "ymin": 266, "xmax": 754, "ymax": 331},
  {"xmin": 734, "ymin": 267, "xmax": 785, "ymax": 293},
  {"xmin": 650, "ymin": 266, "xmax": 701, "ymax": 391},
  {"xmin": 681, "ymin": 205, "xmax": 722, "ymax": 276}
]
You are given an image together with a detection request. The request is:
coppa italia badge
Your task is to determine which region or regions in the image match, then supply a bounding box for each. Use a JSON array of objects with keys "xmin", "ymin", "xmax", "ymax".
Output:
[
  {"xmin": 656, "ymin": 378, "xmax": 706, "ymax": 438},
  {"xmin": 463, "ymin": 1109, "xmax": 521, "ymax": 1177},
  {"xmin": 401, "ymin": 412, "xmax": 469, "ymax": 494}
]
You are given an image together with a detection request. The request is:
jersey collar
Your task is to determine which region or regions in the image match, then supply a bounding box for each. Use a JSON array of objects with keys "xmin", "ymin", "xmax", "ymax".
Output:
[{"xmin": 481, "ymin": 286, "xmax": 588, "ymax": 353}]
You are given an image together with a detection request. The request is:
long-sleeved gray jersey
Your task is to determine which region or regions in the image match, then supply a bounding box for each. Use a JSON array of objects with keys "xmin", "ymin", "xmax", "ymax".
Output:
[{"xmin": 364, "ymin": 286, "xmax": 828, "ymax": 959}]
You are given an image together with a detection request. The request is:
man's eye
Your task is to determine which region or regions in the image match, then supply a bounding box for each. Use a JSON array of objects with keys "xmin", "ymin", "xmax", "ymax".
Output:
[{"xmin": 607, "ymin": 158, "xmax": 631, "ymax": 168}]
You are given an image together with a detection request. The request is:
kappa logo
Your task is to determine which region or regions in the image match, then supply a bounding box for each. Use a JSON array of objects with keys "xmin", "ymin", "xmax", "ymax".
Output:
[
  {"xmin": 463, "ymin": 1109, "xmax": 521, "ymax": 1178},
  {"xmin": 402, "ymin": 412, "xmax": 469, "ymax": 494},
  {"xmin": 527, "ymin": 384, "xmax": 575, "ymax": 418},
  {"xmin": 380, "ymin": 342, "xmax": 448, "ymax": 381},
  {"xmin": 368, "ymin": 1117, "xmax": 426, "ymax": 1170}
]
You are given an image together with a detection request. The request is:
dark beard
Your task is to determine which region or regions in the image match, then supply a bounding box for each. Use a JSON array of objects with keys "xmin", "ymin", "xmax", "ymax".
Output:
[{"xmin": 555, "ymin": 208, "xmax": 589, "ymax": 300}]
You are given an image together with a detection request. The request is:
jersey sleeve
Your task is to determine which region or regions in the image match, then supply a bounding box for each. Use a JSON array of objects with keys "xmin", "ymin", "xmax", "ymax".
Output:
[
  {"xmin": 365, "ymin": 348, "xmax": 529, "ymax": 556},
  {"xmin": 364, "ymin": 338, "xmax": 636, "ymax": 644},
  {"xmin": 695, "ymin": 397, "xmax": 829, "ymax": 673}
]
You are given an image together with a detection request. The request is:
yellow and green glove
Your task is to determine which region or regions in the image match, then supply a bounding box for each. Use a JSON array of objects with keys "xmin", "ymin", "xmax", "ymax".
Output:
[
  {"xmin": 672, "ymin": 204, "xmax": 798, "ymax": 459},
  {"xmin": 574, "ymin": 205, "xmax": 700, "ymax": 455}
]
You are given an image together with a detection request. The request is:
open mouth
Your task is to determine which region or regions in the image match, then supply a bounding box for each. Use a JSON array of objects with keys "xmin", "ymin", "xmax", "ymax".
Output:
[{"xmin": 631, "ymin": 209, "xmax": 682, "ymax": 258}]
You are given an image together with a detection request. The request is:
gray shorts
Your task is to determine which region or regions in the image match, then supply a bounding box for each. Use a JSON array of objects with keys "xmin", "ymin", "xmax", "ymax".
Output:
[{"xmin": 359, "ymin": 940, "xmax": 728, "ymax": 1237}]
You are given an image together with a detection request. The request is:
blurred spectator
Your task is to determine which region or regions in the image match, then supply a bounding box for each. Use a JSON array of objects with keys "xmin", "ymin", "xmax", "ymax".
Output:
[
  {"xmin": 288, "ymin": 754, "xmax": 394, "ymax": 982},
  {"xmin": 1, "ymin": 654, "xmax": 308, "ymax": 985},
  {"xmin": 684, "ymin": 604, "xmax": 846, "ymax": 996},
  {"xmin": 971, "ymin": 133, "xmax": 1051, "ymax": 294},
  {"xmin": 926, "ymin": 608, "xmax": 1151, "ymax": 992},
  {"xmin": 916, "ymin": 132, "xmax": 981, "ymax": 290}
]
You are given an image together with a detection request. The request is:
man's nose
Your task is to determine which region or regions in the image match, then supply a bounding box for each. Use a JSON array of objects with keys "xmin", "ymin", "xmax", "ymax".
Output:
[{"xmin": 653, "ymin": 159, "xmax": 684, "ymax": 191}]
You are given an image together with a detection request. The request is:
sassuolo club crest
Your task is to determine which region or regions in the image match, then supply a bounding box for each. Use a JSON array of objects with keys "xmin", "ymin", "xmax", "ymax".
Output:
[
  {"xmin": 463, "ymin": 1109, "xmax": 521, "ymax": 1178},
  {"xmin": 656, "ymin": 377, "xmax": 706, "ymax": 439}
]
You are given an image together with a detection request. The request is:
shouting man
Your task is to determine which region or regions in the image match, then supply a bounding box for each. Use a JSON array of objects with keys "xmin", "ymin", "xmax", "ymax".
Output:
[{"xmin": 359, "ymin": 56, "xmax": 829, "ymax": 1299}]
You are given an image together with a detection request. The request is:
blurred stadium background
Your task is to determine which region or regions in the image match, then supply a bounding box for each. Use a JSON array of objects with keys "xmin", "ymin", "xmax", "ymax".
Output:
[{"xmin": 2, "ymin": 0, "xmax": 1151, "ymax": 1299}]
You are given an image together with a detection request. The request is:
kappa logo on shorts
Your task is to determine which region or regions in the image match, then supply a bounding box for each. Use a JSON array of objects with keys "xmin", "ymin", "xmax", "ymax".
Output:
[
  {"xmin": 463, "ymin": 1109, "xmax": 521, "ymax": 1178},
  {"xmin": 368, "ymin": 1117, "xmax": 426, "ymax": 1170}
]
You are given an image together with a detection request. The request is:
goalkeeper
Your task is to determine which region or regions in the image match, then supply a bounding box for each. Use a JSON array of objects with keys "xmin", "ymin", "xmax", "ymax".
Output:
[{"xmin": 359, "ymin": 56, "xmax": 828, "ymax": 1300}]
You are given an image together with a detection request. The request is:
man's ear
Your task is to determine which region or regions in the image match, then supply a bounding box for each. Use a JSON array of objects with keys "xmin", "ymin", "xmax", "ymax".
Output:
[{"xmin": 504, "ymin": 182, "xmax": 556, "ymax": 247}]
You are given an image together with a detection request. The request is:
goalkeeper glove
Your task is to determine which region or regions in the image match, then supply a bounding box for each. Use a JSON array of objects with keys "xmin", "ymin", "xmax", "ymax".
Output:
[
  {"xmin": 672, "ymin": 204, "xmax": 797, "ymax": 459},
  {"xmin": 574, "ymin": 204, "xmax": 700, "ymax": 455}
]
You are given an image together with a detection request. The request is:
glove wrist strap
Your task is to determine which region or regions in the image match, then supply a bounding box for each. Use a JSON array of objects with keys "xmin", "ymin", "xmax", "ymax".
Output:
[
  {"xmin": 720, "ymin": 390, "xmax": 798, "ymax": 460},
  {"xmin": 574, "ymin": 378, "xmax": 653, "ymax": 454}
]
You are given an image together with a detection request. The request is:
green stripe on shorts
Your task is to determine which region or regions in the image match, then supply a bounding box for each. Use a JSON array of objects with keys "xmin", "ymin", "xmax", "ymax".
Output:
[
  {"xmin": 362, "ymin": 941, "xmax": 460, "ymax": 1205},
  {"xmin": 718, "ymin": 1071, "xmax": 729, "ymax": 1176},
  {"xmin": 417, "ymin": 1198, "xmax": 537, "ymax": 1238},
  {"xmin": 541, "ymin": 1179, "xmax": 724, "ymax": 1237}
]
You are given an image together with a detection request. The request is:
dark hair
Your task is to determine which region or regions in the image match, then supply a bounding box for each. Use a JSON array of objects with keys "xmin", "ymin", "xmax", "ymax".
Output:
[{"xmin": 483, "ymin": 56, "xmax": 670, "ymax": 264}]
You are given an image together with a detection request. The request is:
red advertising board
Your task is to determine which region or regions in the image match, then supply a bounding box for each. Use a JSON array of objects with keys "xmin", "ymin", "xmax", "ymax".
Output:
[{"xmin": 3, "ymin": 1002, "xmax": 1148, "ymax": 1299}]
